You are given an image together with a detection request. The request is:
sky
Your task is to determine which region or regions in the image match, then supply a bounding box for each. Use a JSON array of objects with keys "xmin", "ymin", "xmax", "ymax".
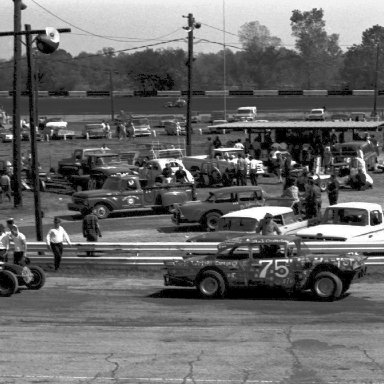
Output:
[{"xmin": 0, "ymin": 0, "xmax": 383, "ymax": 60}]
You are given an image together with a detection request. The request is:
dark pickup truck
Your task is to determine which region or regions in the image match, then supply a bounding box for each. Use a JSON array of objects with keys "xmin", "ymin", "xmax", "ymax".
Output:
[
  {"xmin": 68, "ymin": 174, "xmax": 196, "ymax": 219},
  {"xmin": 66, "ymin": 152, "xmax": 138, "ymax": 191}
]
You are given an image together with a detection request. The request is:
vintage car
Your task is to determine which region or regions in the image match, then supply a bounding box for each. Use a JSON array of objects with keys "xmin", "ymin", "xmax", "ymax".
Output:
[
  {"xmin": 0, "ymin": 261, "xmax": 46, "ymax": 296},
  {"xmin": 164, "ymin": 98, "xmax": 186, "ymax": 108},
  {"xmin": 186, "ymin": 206, "xmax": 309, "ymax": 243},
  {"xmin": 296, "ymin": 202, "xmax": 384, "ymax": 242},
  {"xmin": 172, "ymin": 186, "xmax": 267, "ymax": 231},
  {"xmin": 139, "ymin": 158, "xmax": 194, "ymax": 186},
  {"xmin": 42, "ymin": 117, "xmax": 75, "ymax": 139},
  {"xmin": 125, "ymin": 118, "xmax": 151, "ymax": 137},
  {"xmin": 0, "ymin": 127, "xmax": 13, "ymax": 143},
  {"xmin": 82, "ymin": 123, "xmax": 109, "ymax": 139},
  {"xmin": 163, "ymin": 235, "xmax": 367, "ymax": 301},
  {"xmin": 163, "ymin": 120, "xmax": 186, "ymax": 135}
]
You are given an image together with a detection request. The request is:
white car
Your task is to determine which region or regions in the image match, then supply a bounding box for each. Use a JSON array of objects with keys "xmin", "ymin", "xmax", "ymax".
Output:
[
  {"xmin": 139, "ymin": 158, "xmax": 194, "ymax": 185},
  {"xmin": 296, "ymin": 202, "xmax": 384, "ymax": 242},
  {"xmin": 126, "ymin": 118, "xmax": 152, "ymax": 137},
  {"xmin": 187, "ymin": 206, "xmax": 309, "ymax": 242}
]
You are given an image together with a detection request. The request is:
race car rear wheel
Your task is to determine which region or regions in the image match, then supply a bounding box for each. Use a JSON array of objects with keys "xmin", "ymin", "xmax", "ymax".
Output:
[
  {"xmin": 312, "ymin": 271, "xmax": 343, "ymax": 301},
  {"xmin": 93, "ymin": 204, "xmax": 111, "ymax": 219},
  {"xmin": 198, "ymin": 271, "xmax": 226, "ymax": 298},
  {"xmin": 26, "ymin": 266, "xmax": 46, "ymax": 290},
  {"xmin": 0, "ymin": 270, "xmax": 19, "ymax": 296}
]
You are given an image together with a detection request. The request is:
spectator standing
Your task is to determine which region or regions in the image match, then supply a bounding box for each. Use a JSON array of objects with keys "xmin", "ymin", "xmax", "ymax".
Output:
[
  {"xmin": 46, "ymin": 217, "xmax": 71, "ymax": 271},
  {"xmin": 304, "ymin": 179, "xmax": 319, "ymax": 219},
  {"xmin": 9, "ymin": 224, "xmax": 27, "ymax": 265},
  {"xmin": 327, "ymin": 174, "xmax": 339, "ymax": 206},
  {"xmin": 174, "ymin": 164, "xmax": 188, "ymax": 183},
  {"xmin": 82, "ymin": 208, "xmax": 102, "ymax": 257},
  {"xmin": 236, "ymin": 154, "xmax": 247, "ymax": 186},
  {"xmin": 0, "ymin": 172, "xmax": 12, "ymax": 203},
  {"xmin": 252, "ymin": 136, "xmax": 262, "ymax": 159},
  {"xmin": 322, "ymin": 146, "xmax": 333, "ymax": 174},
  {"xmin": 249, "ymin": 156, "xmax": 259, "ymax": 186},
  {"xmin": 213, "ymin": 136, "xmax": 222, "ymax": 149},
  {"xmin": 281, "ymin": 177, "xmax": 300, "ymax": 215},
  {"xmin": 0, "ymin": 224, "xmax": 10, "ymax": 262},
  {"xmin": 256, "ymin": 213, "xmax": 282, "ymax": 235},
  {"xmin": 206, "ymin": 137, "xmax": 214, "ymax": 158},
  {"xmin": 350, "ymin": 168, "xmax": 367, "ymax": 190},
  {"xmin": 162, "ymin": 163, "xmax": 173, "ymax": 184},
  {"xmin": 275, "ymin": 152, "xmax": 284, "ymax": 183},
  {"xmin": 234, "ymin": 139, "xmax": 244, "ymax": 150}
]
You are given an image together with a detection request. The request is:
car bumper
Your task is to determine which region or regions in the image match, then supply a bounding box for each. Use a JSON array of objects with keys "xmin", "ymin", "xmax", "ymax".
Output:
[
  {"xmin": 171, "ymin": 211, "xmax": 191, "ymax": 225},
  {"xmin": 164, "ymin": 273, "xmax": 194, "ymax": 287}
]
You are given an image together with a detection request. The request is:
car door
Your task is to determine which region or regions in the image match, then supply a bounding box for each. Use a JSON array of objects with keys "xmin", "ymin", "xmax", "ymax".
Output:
[
  {"xmin": 279, "ymin": 212, "xmax": 308, "ymax": 234},
  {"xmin": 119, "ymin": 179, "xmax": 144, "ymax": 209},
  {"xmin": 215, "ymin": 245, "xmax": 250, "ymax": 286},
  {"xmin": 248, "ymin": 245, "xmax": 295, "ymax": 288}
]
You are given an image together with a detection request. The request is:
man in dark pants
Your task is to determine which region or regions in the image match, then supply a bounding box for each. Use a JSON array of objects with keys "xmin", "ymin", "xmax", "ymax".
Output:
[
  {"xmin": 46, "ymin": 217, "xmax": 71, "ymax": 270},
  {"xmin": 327, "ymin": 174, "xmax": 339, "ymax": 206},
  {"xmin": 82, "ymin": 208, "xmax": 102, "ymax": 256}
]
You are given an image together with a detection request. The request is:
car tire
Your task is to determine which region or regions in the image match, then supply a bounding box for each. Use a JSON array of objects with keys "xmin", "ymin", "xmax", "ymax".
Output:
[
  {"xmin": 0, "ymin": 270, "xmax": 19, "ymax": 296},
  {"xmin": 197, "ymin": 270, "xmax": 226, "ymax": 298},
  {"xmin": 204, "ymin": 211, "xmax": 221, "ymax": 231},
  {"xmin": 93, "ymin": 204, "xmax": 111, "ymax": 219},
  {"xmin": 26, "ymin": 266, "xmax": 46, "ymax": 290},
  {"xmin": 312, "ymin": 271, "xmax": 343, "ymax": 301}
]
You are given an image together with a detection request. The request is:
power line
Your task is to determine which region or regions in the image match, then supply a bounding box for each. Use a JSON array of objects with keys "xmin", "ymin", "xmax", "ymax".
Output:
[{"xmin": 30, "ymin": 0, "xmax": 183, "ymax": 44}]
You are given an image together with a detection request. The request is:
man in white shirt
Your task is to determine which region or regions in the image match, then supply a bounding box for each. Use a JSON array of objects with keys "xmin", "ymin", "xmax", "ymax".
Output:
[
  {"xmin": 46, "ymin": 217, "xmax": 71, "ymax": 271},
  {"xmin": 9, "ymin": 225, "xmax": 27, "ymax": 265},
  {"xmin": 0, "ymin": 224, "xmax": 10, "ymax": 262}
]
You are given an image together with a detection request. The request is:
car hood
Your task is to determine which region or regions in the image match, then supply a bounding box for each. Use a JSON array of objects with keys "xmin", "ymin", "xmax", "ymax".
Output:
[
  {"xmin": 187, "ymin": 231, "xmax": 250, "ymax": 242},
  {"xmin": 296, "ymin": 224, "xmax": 372, "ymax": 240}
]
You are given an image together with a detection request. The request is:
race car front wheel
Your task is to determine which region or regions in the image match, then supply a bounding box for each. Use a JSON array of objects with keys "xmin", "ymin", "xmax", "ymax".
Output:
[
  {"xmin": 197, "ymin": 271, "xmax": 226, "ymax": 298},
  {"xmin": 312, "ymin": 271, "xmax": 343, "ymax": 301}
]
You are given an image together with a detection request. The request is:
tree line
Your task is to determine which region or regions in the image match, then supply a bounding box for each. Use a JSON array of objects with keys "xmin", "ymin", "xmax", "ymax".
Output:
[{"xmin": 0, "ymin": 8, "xmax": 384, "ymax": 93}]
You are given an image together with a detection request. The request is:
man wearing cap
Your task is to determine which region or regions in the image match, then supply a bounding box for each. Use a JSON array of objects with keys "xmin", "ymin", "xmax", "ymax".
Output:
[
  {"xmin": 256, "ymin": 213, "xmax": 282, "ymax": 235},
  {"xmin": 9, "ymin": 224, "xmax": 27, "ymax": 265},
  {"xmin": 46, "ymin": 217, "xmax": 71, "ymax": 271}
]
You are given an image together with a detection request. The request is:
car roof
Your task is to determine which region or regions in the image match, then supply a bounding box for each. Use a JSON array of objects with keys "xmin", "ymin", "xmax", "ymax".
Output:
[
  {"xmin": 217, "ymin": 234, "xmax": 301, "ymax": 251},
  {"xmin": 222, "ymin": 206, "xmax": 292, "ymax": 219},
  {"xmin": 210, "ymin": 186, "xmax": 262, "ymax": 194},
  {"xmin": 326, "ymin": 202, "xmax": 380, "ymax": 210}
]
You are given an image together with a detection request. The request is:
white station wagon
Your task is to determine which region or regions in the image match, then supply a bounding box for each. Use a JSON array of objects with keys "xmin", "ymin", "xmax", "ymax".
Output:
[{"xmin": 187, "ymin": 206, "xmax": 309, "ymax": 243}]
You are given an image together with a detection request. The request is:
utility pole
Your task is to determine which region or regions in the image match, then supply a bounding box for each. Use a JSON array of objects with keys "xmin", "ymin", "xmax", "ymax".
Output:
[
  {"xmin": 372, "ymin": 43, "xmax": 380, "ymax": 119},
  {"xmin": 12, "ymin": 0, "xmax": 25, "ymax": 208},
  {"xmin": 183, "ymin": 13, "xmax": 200, "ymax": 156},
  {"xmin": 109, "ymin": 69, "xmax": 115, "ymax": 121},
  {"xmin": 25, "ymin": 24, "xmax": 43, "ymax": 240},
  {"xmin": 0, "ymin": 22, "xmax": 70, "ymax": 240}
]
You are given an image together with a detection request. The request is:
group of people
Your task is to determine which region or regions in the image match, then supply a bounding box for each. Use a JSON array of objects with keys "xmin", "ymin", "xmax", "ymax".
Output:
[{"xmin": 0, "ymin": 208, "xmax": 102, "ymax": 271}]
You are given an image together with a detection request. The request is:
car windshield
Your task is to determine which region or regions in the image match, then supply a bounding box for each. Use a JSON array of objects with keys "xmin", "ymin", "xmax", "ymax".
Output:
[
  {"xmin": 218, "ymin": 217, "xmax": 258, "ymax": 231},
  {"xmin": 99, "ymin": 155, "xmax": 121, "ymax": 164},
  {"xmin": 102, "ymin": 177, "xmax": 121, "ymax": 190},
  {"xmin": 132, "ymin": 119, "xmax": 149, "ymax": 125},
  {"xmin": 321, "ymin": 208, "xmax": 368, "ymax": 226},
  {"xmin": 311, "ymin": 110, "xmax": 323, "ymax": 115},
  {"xmin": 238, "ymin": 109, "xmax": 252, "ymax": 114}
]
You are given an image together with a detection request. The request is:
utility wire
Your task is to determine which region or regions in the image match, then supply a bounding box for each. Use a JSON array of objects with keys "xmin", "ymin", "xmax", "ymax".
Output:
[{"xmin": 30, "ymin": 0, "xmax": 183, "ymax": 44}]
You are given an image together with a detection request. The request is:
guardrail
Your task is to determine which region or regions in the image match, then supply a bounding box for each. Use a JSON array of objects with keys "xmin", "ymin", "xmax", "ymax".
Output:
[{"xmin": 23, "ymin": 241, "xmax": 384, "ymax": 267}]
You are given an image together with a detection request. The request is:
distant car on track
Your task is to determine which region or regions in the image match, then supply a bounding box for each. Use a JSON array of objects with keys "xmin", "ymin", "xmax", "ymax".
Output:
[{"xmin": 164, "ymin": 98, "xmax": 186, "ymax": 108}]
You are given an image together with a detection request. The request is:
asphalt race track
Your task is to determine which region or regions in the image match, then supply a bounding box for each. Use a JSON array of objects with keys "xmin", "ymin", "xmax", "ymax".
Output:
[
  {"xmin": 1, "ymin": 95, "xmax": 384, "ymax": 116},
  {"xmin": 1, "ymin": 276, "xmax": 384, "ymax": 383}
]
